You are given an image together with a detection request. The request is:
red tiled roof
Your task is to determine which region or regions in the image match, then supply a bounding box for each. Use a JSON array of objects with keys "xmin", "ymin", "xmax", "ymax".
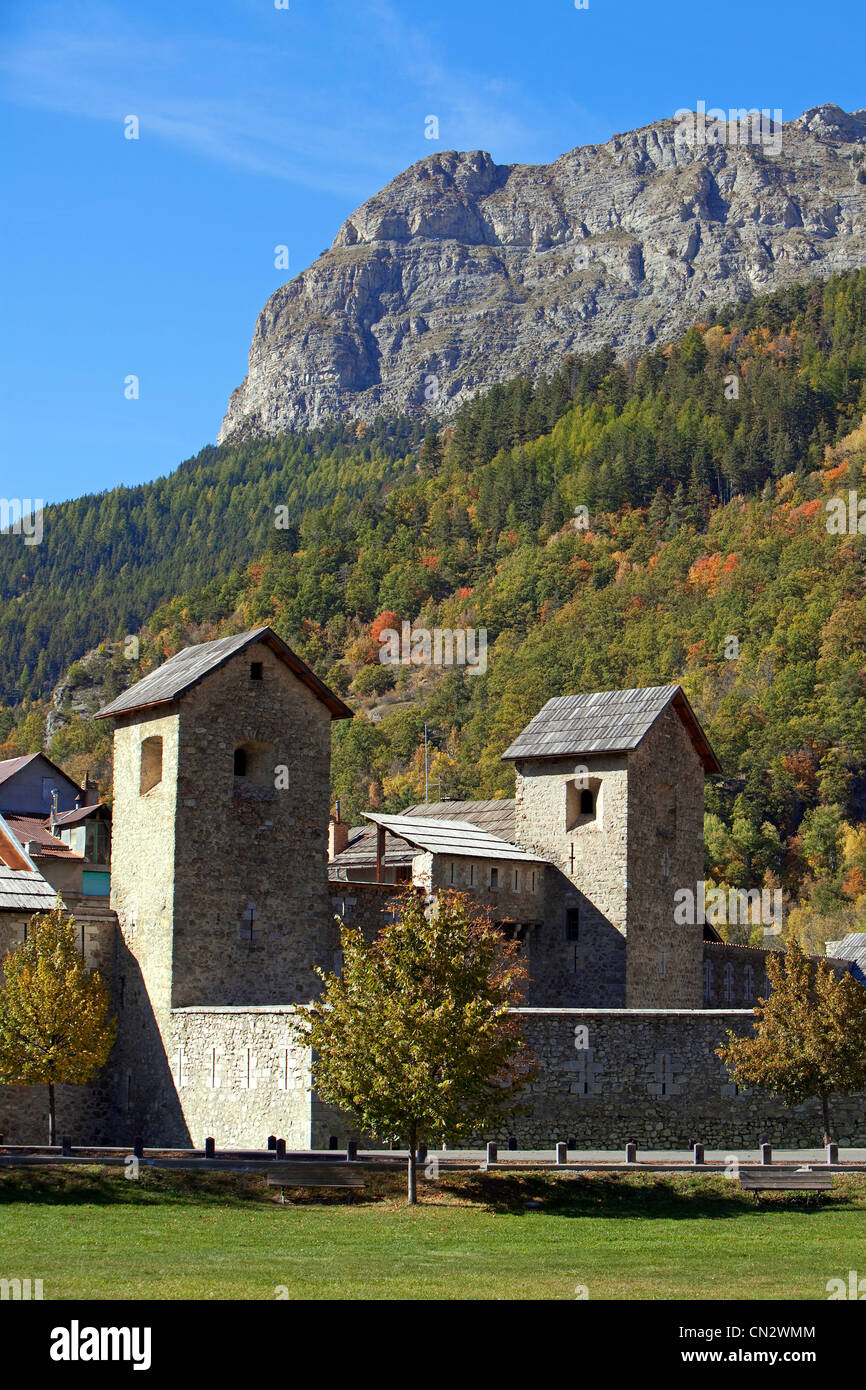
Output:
[
  {"xmin": 3, "ymin": 815, "xmax": 83, "ymax": 860},
  {"xmin": 52, "ymin": 803, "xmax": 107, "ymax": 827}
]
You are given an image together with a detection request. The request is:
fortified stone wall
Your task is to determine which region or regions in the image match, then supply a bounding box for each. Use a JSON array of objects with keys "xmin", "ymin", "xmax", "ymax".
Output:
[
  {"xmin": 626, "ymin": 704, "xmax": 705, "ymax": 1009},
  {"xmin": 328, "ymin": 881, "xmax": 401, "ymax": 947},
  {"xmin": 154, "ymin": 1008, "xmax": 313, "ymax": 1149},
  {"xmin": 489, "ymin": 1009, "xmax": 866, "ymax": 1148},
  {"xmin": 702, "ymin": 942, "xmax": 774, "ymax": 1007}
]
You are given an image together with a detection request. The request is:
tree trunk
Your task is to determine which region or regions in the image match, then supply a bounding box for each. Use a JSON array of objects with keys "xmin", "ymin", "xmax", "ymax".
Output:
[
  {"xmin": 821, "ymin": 1092, "xmax": 832, "ymax": 1147},
  {"xmin": 48, "ymin": 1082, "xmax": 56, "ymax": 1147},
  {"xmin": 407, "ymin": 1126, "xmax": 418, "ymax": 1206}
]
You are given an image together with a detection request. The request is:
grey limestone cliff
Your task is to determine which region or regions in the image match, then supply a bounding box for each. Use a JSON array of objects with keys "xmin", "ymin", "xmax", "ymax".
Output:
[{"xmin": 219, "ymin": 103, "xmax": 866, "ymax": 442}]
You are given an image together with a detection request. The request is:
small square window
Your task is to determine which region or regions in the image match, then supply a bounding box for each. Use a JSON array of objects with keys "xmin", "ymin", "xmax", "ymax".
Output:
[{"xmin": 250, "ymin": 662, "xmax": 263, "ymax": 681}]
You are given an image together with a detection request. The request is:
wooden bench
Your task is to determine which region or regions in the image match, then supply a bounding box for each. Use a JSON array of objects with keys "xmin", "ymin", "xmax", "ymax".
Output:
[
  {"xmin": 267, "ymin": 1163, "xmax": 367, "ymax": 1202},
  {"xmin": 739, "ymin": 1170, "xmax": 834, "ymax": 1205}
]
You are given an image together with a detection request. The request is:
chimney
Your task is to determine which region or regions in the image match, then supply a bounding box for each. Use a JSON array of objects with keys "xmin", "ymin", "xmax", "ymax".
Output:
[
  {"xmin": 328, "ymin": 802, "xmax": 349, "ymax": 861},
  {"xmin": 81, "ymin": 772, "xmax": 99, "ymax": 807}
]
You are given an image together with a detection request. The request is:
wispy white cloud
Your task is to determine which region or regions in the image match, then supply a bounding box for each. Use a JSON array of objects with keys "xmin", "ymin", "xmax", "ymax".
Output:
[{"xmin": 0, "ymin": 1, "xmax": 596, "ymax": 200}]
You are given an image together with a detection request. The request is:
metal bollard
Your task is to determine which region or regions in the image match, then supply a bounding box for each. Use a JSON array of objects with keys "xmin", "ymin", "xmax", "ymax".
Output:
[
  {"xmin": 555, "ymin": 1141, "xmax": 568, "ymax": 1165},
  {"xmin": 760, "ymin": 1142, "xmax": 772, "ymax": 1166}
]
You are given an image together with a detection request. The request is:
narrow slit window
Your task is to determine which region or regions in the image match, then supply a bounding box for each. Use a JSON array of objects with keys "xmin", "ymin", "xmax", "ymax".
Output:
[
  {"xmin": 233, "ymin": 747, "xmax": 247, "ymax": 777},
  {"xmin": 250, "ymin": 661, "xmax": 263, "ymax": 681}
]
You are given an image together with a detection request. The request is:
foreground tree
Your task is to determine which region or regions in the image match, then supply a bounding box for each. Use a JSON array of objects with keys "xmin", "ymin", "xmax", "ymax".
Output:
[
  {"xmin": 299, "ymin": 890, "xmax": 535, "ymax": 1203},
  {"xmin": 0, "ymin": 906, "xmax": 117, "ymax": 1144},
  {"xmin": 718, "ymin": 938, "xmax": 866, "ymax": 1143}
]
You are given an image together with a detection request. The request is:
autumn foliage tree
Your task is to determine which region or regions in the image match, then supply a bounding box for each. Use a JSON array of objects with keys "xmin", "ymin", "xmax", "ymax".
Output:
[
  {"xmin": 718, "ymin": 939, "xmax": 866, "ymax": 1144},
  {"xmin": 0, "ymin": 906, "xmax": 117, "ymax": 1144},
  {"xmin": 297, "ymin": 890, "xmax": 535, "ymax": 1203}
]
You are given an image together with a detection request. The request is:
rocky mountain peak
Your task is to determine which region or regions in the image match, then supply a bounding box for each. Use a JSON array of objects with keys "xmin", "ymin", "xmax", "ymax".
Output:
[{"xmin": 219, "ymin": 104, "xmax": 866, "ymax": 443}]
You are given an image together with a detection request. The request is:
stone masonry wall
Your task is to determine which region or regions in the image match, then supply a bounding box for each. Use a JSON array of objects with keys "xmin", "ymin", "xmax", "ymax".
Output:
[
  {"xmin": 513, "ymin": 754, "xmax": 629, "ymax": 1006},
  {"xmin": 489, "ymin": 1009, "xmax": 866, "ymax": 1149},
  {"xmin": 626, "ymin": 704, "xmax": 705, "ymax": 1008},
  {"xmin": 172, "ymin": 640, "xmax": 334, "ymax": 1007},
  {"xmin": 702, "ymin": 942, "xmax": 774, "ymax": 1007}
]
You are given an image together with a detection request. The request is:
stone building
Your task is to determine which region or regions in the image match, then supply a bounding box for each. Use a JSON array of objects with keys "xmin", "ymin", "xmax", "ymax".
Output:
[{"xmin": 2, "ymin": 626, "xmax": 865, "ymax": 1149}]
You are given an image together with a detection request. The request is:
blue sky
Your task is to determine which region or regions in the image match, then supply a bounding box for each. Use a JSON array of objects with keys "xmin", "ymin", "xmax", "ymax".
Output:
[{"xmin": 2, "ymin": 0, "xmax": 864, "ymax": 505}]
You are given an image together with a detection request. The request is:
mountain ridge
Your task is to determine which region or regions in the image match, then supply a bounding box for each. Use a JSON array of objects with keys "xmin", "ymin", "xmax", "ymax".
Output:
[{"xmin": 219, "ymin": 103, "xmax": 866, "ymax": 442}]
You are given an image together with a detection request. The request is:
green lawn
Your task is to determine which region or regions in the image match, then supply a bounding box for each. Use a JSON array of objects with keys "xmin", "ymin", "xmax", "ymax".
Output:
[{"xmin": 0, "ymin": 1166, "xmax": 863, "ymax": 1300}]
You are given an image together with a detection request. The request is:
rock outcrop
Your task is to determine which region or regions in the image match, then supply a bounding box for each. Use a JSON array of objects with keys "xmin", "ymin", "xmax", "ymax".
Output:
[{"xmin": 219, "ymin": 104, "xmax": 866, "ymax": 441}]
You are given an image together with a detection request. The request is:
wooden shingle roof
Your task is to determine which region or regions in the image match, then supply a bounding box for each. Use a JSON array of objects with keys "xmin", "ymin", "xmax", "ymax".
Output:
[
  {"xmin": 0, "ymin": 865, "xmax": 58, "ymax": 912},
  {"xmin": 329, "ymin": 800, "xmax": 520, "ymax": 873},
  {"xmin": 402, "ymin": 799, "xmax": 516, "ymax": 840},
  {"xmin": 501, "ymin": 684, "xmax": 720, "ymax": 773},
  {"xmin": 363, "ymin": 812, "xmax": 548, "ymax": 863},
  {"xmin": 96, "ymin": 626, "xmax": 352, "ymax": 721},
  {"xmin": 0, "ymin": 813, "xmax": 58, "ymax": 910}
]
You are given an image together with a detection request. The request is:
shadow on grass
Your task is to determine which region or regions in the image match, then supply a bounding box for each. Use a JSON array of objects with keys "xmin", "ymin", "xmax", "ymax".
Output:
[
  {"xmin": 1, "ymin": 1166, "xmax": 862, "ymax": 1217},
  {"xmin": 0, "ymin": 1165, "xmax": 404, "ymax": 1210},
  {"xmin": 438, "ymin": 1171, "xmax": 864, "ymax": 1220}
]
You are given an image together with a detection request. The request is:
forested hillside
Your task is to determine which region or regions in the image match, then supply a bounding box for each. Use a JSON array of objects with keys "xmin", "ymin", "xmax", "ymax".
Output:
[
  {"xmin": 0, "ymin": 418, "xmax": 424, "ymax": 704},
  {"xmin": 4, "ymin": 268, "xmax": 866, "ymax": 948}
]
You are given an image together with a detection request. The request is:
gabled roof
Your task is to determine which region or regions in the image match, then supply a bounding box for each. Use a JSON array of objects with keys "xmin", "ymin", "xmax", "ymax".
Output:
[
  {"xmin": 329, "ymin": 800, "xmax": 521, "ymax": 873},
  {"xmin": 501, "ymin": 684, "xmax": 720, "ymax": 774},
  {"xmin": 0, "ymin": 812, "xmax": 59, "ymax": 909},
  {"xmin": 96, "ymin": 626, "xmax": 352, "ymax": 721},
  {"xmin": 330, "ymin": 826, "xmax": 416, "ymax": 871},
  {"xmin": 363, "ymin": 812, "xmax": 548, "ymax": 863},
  {"xmin": 0, "ymin": 864, "xmax": 58, "ymax": 912},
  {"xmin": 0, "ymin": 752, "xmax": 81, "ymax": 796},
  {"xmin": 52, "ymin": 803, "xmax": 109, "ymax": 827},
  {"xmin": 0, "ymin": 753, "xmax": 40, "ymax": 787},
  {"xmin": 3, "ymin": 815, "xmax": 82, "ymax": 860},
  {"xmin": 402, "ymin": 798, "xmax": 516, "ymax": 840}
]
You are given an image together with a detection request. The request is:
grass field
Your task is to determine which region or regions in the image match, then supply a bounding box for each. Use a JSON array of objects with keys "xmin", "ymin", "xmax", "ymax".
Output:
[{"xmin": 0, "ymin": 1166, "xmax": 863, "ymax": 1300}]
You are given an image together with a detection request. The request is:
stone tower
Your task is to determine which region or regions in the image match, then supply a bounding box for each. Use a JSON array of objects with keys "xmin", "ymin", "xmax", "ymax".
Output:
[
  {"xmin": 502, "ymin": 686, "xmax": 719, "ymax": 1009},
  {"xmin": 96, "ymin": 627, "xmax": 351, "ymax": 1143}
]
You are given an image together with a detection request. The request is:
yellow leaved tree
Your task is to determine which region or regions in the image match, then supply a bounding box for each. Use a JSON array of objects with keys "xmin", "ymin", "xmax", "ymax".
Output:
[{"xmin": 0, "ymin": 905, "xmax": 117, "ymax": 1145}]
